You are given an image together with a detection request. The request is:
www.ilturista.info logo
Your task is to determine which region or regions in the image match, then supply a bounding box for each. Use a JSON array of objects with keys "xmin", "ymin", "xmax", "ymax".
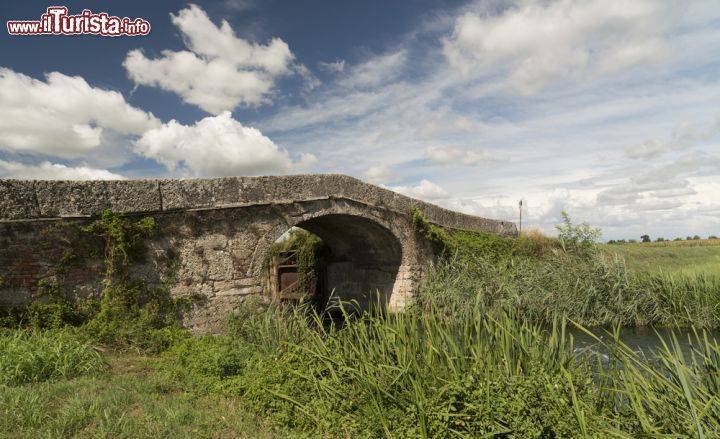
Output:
[{"xmin": 7, "ymin": 6, "xmax": 151, "ymax": 36}]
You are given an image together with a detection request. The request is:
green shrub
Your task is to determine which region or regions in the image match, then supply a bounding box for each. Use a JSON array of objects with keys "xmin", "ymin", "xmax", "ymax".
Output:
[
  {"xmin": 412, "ymin": 208, "xmax": 557, "ymax": 261},
  {"xmin": 556, "ymin": 211, "xmax": 602, "ymax": 256},
  {"xmin": 81, "ymin": 209, "xmax": 156, "ymax": 277}
]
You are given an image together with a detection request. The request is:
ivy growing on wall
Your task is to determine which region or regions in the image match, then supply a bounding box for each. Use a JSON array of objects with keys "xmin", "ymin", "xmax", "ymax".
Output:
[{"xmin": 266, "ymin": 228, "xmax": 329, "ymax": 298}]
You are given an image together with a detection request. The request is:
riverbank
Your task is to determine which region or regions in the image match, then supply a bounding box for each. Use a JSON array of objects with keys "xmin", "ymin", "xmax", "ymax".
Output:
[
  {"xmin": 3, "ymin": 214, "xmax": 720, "ymax": 437},
  {"xmin": 414, "ymin": 215, "xmax": 720, "ymax": 328},
  {"xmin": 3, "ymin": 306, "xmax": 720, "ymax": 437}
]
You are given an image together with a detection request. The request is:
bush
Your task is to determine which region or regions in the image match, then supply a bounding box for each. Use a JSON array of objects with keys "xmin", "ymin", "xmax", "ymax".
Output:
[
  {"xmin": 555, "ymin": 211, "xmax": 602, "ymax": 256},
  {"xmin": 412, "ymin": 208, "xmax": 557, "ymax": 262}
]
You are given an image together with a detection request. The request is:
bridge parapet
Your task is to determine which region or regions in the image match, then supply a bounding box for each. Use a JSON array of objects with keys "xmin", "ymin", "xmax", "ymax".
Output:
[{"xmin": 0, "ymin": 174, "xmax": 516, "ymax": 236}]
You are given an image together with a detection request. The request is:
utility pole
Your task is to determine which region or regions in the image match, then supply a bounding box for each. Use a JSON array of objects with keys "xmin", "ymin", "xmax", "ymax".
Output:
[{"xmin": 518, "ymin": 199, "xmax": 523, "ymax": 235}]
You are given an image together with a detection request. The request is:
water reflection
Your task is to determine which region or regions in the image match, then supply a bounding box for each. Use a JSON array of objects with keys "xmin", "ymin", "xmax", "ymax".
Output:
[{"xmin": 568, "ymin": 326, "xmax": 720, "ymax": 360}]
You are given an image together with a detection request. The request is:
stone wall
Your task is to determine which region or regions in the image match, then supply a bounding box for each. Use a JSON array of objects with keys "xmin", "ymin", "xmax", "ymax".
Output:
[{"xmin": 0, "ymin": 174, "xmax": 517, "ymax": 333}]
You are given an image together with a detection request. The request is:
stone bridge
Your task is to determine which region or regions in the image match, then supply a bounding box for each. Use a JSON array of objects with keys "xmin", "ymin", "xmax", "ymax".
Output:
[{"xmin": 0, "ymin": 174, "xmax": 516, "ymax": 333}]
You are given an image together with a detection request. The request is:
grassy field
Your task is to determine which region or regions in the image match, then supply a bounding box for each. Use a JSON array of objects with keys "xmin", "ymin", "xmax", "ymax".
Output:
[
  {"xmin": 601, "ymin": 239, "xmax": 720, "ymax": 276},
  {"xmin": 1, "ymin": 351, "xmax": 283, "ymax": 438}
]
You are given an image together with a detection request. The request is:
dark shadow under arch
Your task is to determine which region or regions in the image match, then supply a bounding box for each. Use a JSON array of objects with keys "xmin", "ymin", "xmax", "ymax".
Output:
[{"xmin": 293, "ymin": 214, "xmax": 403, "ymax": 310}]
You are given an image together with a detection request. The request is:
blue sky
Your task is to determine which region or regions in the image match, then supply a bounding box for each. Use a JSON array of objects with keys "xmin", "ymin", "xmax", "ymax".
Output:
[{"xmin": 1, "ymin": 0, "xmax": 719, "ymax": 239}]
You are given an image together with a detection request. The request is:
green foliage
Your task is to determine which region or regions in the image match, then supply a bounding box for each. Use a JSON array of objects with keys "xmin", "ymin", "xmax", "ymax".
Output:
[
  {"xmin": 0, "ymin": 329, "xmax": 106, "ymax": 386},
  {"xmin": 0, "ymin": 353, "xmax": 285, "ymax": 438},
  {"xmin": 83, "ymin": 280, "xmax": 192, "ymax": 352},
  {"xmin": 555, "ymin": 211, "xmax": 602, "ymax": 256},
  {"xmin": 413, "ymin": 208, "xmax": 720, "ymax": 328},
  {"xmin": 419, "ymin": 251, "xmax": 720, "ymax": 328},
  {"xmin": 0, "ymin": 278, "xmax": 99, "ymax": 330},
  {"xmin": 266, "ymin": 228, "xmax": 328, "ymax": 296},
  {"xmin": 75, "ymin": 210, "xmax": 194, "ymax": 352},
  {"xmin": 81, "ymin": 209, "xmax": 156, "ymax": 277},
  {"xmin": 0, "ymin": 210, "xmax": 195, "ymax": 352},
  {"xmin": 412, "ymin": 208, "xmax": 556, "ymax": 261},
  {"xmin": 412, "ymin": 208, "xmax": 452, "ymax": 253},
  {"xmin": 154, "ymin": 301, "xmax": 720, "ymax": 437}
]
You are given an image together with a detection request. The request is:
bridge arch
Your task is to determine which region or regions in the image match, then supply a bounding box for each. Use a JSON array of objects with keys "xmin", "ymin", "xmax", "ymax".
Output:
[{"xmin": 266, "ymin": 212, "xmax": 405, "ymax": 310}]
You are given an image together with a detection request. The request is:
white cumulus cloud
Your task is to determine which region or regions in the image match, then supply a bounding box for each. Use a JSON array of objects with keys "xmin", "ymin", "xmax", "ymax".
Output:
[
  {"xmin": 0, "ymin": 160, "xmax": 124, "ymax": 180},
  {"xmin": 363, "ymin": 165, "xmax": 398, "ymax": 184},
  {"xmin": 389, "ymin": 179, "xmax": 449, "ymax": 201},
  {"xmin": 443, "ymin": 0, "xmax": 673, "ymax": 93},
  {"xmin": 134, "ymin": 111, "xmax": 316, "ymax": 177},
  {"xmin": 0, "ymin": 68, "xmax": 158, "ymax": 158},
  {"xmin": 124, "ymin": 4, "xmax": 295, "ymax": 114}
]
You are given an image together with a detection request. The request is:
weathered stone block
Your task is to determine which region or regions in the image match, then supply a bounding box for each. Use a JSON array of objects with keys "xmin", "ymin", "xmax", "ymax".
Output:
[
  {"xmin": 35, "ymin": 180, "xmax": 109, "ymax": 217},
  {"xmin": 160, "ymin": 177, "xmax": 243, "ymax": 210},
  {"xmin": 0, "ymin": 180, "xmax": 39, "ymax": 220},
  {"xmin": 105, "ymin": 180, "xmax": 161, "ymax": 213}
]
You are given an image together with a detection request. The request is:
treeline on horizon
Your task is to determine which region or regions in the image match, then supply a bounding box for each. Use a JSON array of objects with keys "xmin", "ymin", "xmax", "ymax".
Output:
[{"xmin": 607, "ymin": 234, "xmax": 719, "ymax": 244}]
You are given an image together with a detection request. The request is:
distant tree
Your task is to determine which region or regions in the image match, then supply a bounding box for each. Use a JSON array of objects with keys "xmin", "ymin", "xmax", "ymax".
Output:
[
  {"xmin": 629, "ymin": 239, "xmax": 637, "ymax": 243},
  {"xmin": 656, "ymin": 237, "xmax": 665, "ymax": 242},
  {"xmin": 617, "ymin": 239, "xmax": 626, "ymax": 244},
  {"xmin": 607, "ymin": 239, "xmax": 616, "ymax": 244},
  {"xmin": 710, "ymin": 235, "xmax": 719, "ymax": 240},
  {"xmin": 641, "ymin": 234, "xmax": 651, "ymax": 243},
  {"xmin": 693, "ymin": 235, "xmax": 701, "ymax": 240},
  {"xmin": 674, "ymin": 237, "xmax": 682, "ymax": 241},
  {"xmin": 687, "ymin": 236, "xmax": 693, "ymax": 241}
]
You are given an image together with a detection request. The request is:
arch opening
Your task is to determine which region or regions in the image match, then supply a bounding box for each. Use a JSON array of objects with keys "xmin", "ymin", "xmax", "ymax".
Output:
[{"xmin": 268, "ymin": 214, "xmax": 403, "ymax": 312}]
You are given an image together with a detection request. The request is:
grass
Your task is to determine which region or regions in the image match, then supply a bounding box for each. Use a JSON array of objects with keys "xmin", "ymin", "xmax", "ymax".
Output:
[
  {"xmin": 0, "ymin": 352, "xmax": 286, "ymax": 438},
  {"xmin": 3, "ymin": 213, "xmax": 720, "ymax": 437},
  {"xmin": 0, "ymin": 328, "xmax": 106, "ymax": 386},
  {"xmin": 5, "ymin": 304, "xmax": 720, "ymax": 437},
  {"xmin": 413, "ymin": 223, "xmax": 720, "ymax": 328},
  {"xmin": 152, "ymin": 303, "xmax": 720, "ymax": 437},
  {"xmin": 601, "ymin": 239, "xmax": 720, "ymax": 276}
]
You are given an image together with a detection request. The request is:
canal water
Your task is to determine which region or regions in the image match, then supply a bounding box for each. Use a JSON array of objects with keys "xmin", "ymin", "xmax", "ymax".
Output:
[{"xmin": 568, "ymin": 326, "xmax": 720, "ymax": 360}]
